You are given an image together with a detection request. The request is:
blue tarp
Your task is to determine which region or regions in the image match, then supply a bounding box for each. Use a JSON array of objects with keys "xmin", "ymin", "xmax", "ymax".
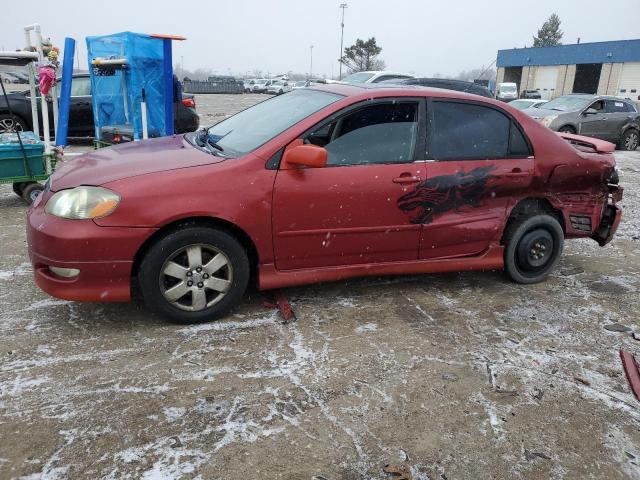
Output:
[{"xmin": 86, "ymin": 32, "xmax": 167, "ymax": 140}]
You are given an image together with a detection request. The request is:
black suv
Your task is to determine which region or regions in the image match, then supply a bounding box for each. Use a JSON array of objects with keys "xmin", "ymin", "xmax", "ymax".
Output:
[
  {"xmin": 383, "ymin": 77, "xmax": 493, "ymax": 98},
  {"xmin": 0, "ymin": 74, "xmax": 199, "ymax": 137}
]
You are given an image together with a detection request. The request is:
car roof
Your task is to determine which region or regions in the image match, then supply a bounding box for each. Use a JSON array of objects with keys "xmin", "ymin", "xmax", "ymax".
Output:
[{"xmin": 308, "ymin": 83, "xmax": 503, "ymax": 103}]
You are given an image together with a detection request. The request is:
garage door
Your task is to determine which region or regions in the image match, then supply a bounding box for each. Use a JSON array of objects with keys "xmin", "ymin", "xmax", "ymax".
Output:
[
  {"xmin": 534, "ymin": 66, "xmax": 559, "ymax": 100},
  {"xmin": 618, "ymin": 62, "xmax": 640, "ymax": 101}
]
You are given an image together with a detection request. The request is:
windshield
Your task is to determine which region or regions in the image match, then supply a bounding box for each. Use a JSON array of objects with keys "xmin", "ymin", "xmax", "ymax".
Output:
[
  {"xmin": 541, "ymin": 96, "xmax": 591, "ymax": 112},
  {"xmin": 206, "ymin": 89, "xmax": 342, "ymax": 155},
  {"xmin": 342, "ymin": 72, "xmax": 375, "ymax": 83},
  {"xmin": 500, "ymin": 85, "xmax": 517, "ymax": 93},
  {"xmin": 509, "ymin": 100, "xmax": 535, "ymax": 110}
]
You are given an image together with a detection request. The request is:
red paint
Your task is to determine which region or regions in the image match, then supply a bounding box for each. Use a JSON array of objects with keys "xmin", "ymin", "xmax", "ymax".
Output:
[
  {"xmin": 26, "ymin": 85, "xmax": 622, "ymax": 304},
  {"xmin": 620, "ymin": 350, "xmax": 640, "ymax": 402}
]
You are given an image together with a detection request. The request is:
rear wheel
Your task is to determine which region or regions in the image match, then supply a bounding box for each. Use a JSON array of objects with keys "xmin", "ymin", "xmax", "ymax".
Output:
[
  {"xmin": 12, "ymin": 182, "xmax": 26, "ymax": 197},
  {"xmin": 558, "ymin": 126, "xmax": 576, "ymax": 134},
  {"xmin": 620, "ymin": 129, "xmax": 639, "ymax": 151},
  {"xmin": 21, "ymin": 182, "xmax": 44, "ymax": 205},
  {"xmin": 139, "ymin": 226, "xmax": 250, "ymax": 323},
  {"xmin": 504, "ymin": 213, "xmax": 564, "ymax": 284}
]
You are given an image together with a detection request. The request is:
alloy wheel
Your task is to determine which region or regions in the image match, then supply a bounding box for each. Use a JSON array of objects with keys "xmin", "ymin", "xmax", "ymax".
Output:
[
  {"xmin": 159, "ymin": 244, "xmax": 233, "ymax": 312},
  {"xmin": 0, "ymin": 117, "xmax": 24, "ymax": 134},
  {"xmin": 626, "ymin": 132, "xmax": 639, "ymax": 151}
]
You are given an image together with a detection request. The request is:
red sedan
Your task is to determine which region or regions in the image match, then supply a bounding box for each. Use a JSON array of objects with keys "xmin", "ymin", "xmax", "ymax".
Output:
[{"xmin": 27, "ymin": 84, "xmax": 622, "ymax": 322}]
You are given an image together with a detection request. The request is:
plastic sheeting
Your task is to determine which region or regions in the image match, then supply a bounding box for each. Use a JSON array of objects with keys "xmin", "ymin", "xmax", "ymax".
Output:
[{"xmin": 86, "ymin": 32, "xmax": 167, "ymax": 141}]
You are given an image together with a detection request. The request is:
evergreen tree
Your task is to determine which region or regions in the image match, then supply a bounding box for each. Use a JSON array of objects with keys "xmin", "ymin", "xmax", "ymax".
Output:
[{"xmin": 533, "ymin": 14, "xmax": 563, "ymax": 47}]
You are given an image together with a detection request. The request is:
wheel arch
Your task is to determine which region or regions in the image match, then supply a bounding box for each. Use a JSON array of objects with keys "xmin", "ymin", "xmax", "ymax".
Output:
[
  {"xmin": 557, "ymin": 124, "xmax": 576, "ymax": 134},
  {"xmin": 501, "ymin": 197, "xmax": 565, "ymax": 245},
  {"xmin": 131, "ymin": 216, "xmax": 259, "ymax": 285}
]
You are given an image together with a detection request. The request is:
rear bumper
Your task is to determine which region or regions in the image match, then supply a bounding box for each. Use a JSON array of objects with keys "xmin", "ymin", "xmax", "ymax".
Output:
[
  {"xmin": 592, "ymin": 204, "xmax": 622, "ymax": 247},
  {"xmin": 26, "ymin": 207, "xmax": 156, "ymax": 302}
]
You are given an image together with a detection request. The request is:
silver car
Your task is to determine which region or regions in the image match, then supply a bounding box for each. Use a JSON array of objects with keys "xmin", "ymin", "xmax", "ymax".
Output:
[{"xmin": 527, "ymin": 94, "xmax": 640, "ymax": 150}]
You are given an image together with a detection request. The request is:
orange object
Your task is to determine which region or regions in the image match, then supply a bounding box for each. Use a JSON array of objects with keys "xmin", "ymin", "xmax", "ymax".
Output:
[{"xmin": 150, "ymin": 34, "xmax": 186, "ymax": 41}]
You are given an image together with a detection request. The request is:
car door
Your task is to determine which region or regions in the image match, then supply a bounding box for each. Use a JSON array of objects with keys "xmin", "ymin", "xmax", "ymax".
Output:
[
  {"xmin": 67, "ymin": 76, "xmax": 94, "ymax": 137},
  {"xmin": 272, "ymin": 99, "xmax": 426, "ymax": 270},
  {"xmin": 604, "ymin": 99, "xmax": 635, "ymax": 141},
  {"xmin": 578, "ymin": 99, "xmax": 610, "ymax": 139},
  {"xmin": 416, "ymin": 99, "xmax": 534, "ymax": 260}
]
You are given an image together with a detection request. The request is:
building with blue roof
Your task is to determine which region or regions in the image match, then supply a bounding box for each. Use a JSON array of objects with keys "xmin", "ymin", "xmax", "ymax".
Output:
[{"xmin": 496, "ymin": 39, "xmax": 640, "ymax": 101}]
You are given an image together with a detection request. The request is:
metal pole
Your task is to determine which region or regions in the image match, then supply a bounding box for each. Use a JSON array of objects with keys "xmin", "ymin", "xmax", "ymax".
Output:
[
  {"xmin": 339, "ymin": 3, "xmax": 347, "ymax": 80},
  {"xmin": 309, "ymin": 45, "xmax": 313, "ymax": 79}
]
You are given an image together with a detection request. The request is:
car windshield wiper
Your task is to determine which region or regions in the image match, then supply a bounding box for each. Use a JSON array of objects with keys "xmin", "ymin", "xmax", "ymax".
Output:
[{"xmin": 196, "ymin": 128, "xmax": 224, "ymax": 153}]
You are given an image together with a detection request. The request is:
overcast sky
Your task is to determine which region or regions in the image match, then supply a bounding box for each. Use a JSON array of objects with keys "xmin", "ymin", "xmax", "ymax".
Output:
[{"xmin": 1, "ymin": 0, "xmax": 638, "ymax": 78}]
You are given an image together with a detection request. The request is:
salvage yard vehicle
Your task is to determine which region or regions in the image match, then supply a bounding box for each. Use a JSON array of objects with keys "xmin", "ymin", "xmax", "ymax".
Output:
[
  {"xmin": 0, "ymin": 74, "xmax": 199, "ymax": 138},
  {"xmin": 26, "ymin": 84, "xmax": 623, "ymax": 323},
  {"xmin": 508, "ymin": 99, "xmax": 547, "ymax": 110},
  {"xmin": 388, "ymin": 77, "xmax": 493, "ymax": 98},
  {"xmin": 496, "ymin": 82, "xmax": 518, "ymax": 102},
  {"xmin": 341, "ymin": 71, "xmax": 414, "ymax": 84},
  {"xmin": 266, "ymin": 80, "xmax": 292, "ymax": 95},
  {"xmin": 527, "ymin": 94, "xmax": 640, "ymax": 151}
]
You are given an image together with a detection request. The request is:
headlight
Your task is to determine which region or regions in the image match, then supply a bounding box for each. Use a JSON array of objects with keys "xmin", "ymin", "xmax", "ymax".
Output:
[
  {"xmin": 45, "ymin": 186, "xmax": 120, "ymax": 220},
  {"xmin": 541, "ymin": 115, "xmax": 558, "ymax": 128}
]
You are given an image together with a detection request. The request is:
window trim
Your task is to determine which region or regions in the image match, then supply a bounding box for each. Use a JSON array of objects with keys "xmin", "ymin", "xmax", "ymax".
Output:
[
  {"xmin": 426, "ymin": 97, "xmax": 534, "ymax": 161},
  {"xmin": 296, "ymin": 97, "xmax": 427, "ymax": 168}
]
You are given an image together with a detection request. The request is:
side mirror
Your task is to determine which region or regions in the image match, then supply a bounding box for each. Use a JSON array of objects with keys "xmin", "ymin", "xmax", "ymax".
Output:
[
  {"xmin": 283, "ymin": 144, "xmax": 327, "ymax": 169},
  {"xmin": 584, "ymin": 108, "xmax": 598, "ymax": 115}
]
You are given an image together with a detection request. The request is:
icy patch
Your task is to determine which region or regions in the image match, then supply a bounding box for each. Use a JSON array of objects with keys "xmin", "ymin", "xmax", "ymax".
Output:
[
  {"xmin": 355, "ymin": 322, "xmax": 378, "ymax": 333},
  {"xmin": 163, "ymin": 407, "xmax": 186, "ymax": 423},
  {"xmin": 603, "ymin": 424, "xmax": 640, "ymax": 478},
  {"xmin": 177, "ymin": 312, "xmax": 277, "ymax": 335},
  {"xmin": 336, "ymin": 297, "xmax": 357, "ymax": 308},
  {"xmin": 0, "ymin": 262, "xmax": 31, "ymax": 280}
]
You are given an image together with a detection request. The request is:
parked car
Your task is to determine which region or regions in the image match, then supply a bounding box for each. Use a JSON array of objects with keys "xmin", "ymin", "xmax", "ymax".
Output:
[
  {"xmin": 0, "ymin": 74, "xmax": 199, "ymax": 137},
  {"xmin": 243, "ymin": 79, "xmax": 257, "ymax": 93},
  {"xmin": 266, "ymin": 80, "xmax": 292, "ymax": 95},
  {"xmin": 508, "ymin": 99, "xmax": 547, "ymax": 110},
  {"xmin": 1, "ymin": 72, "xmax": 22, "ymax": 84},
  {"xmin": 341, "ymin": 71, "xmax": 414, "ymax": 84},
  {"xmin": 521, "ymin": 89, "xmax": 542, "ymax": 99},
  {"xmin": 27, "ymin": 84, "xmax": 622, "ymax": 323},
  {"xmin": 387, "ymin": 78, "xmax": 493, "ymax": 98},
  {"xmin": 526, "ymin": 94, "xmax": 640, "ymax": 150},
  {"xmin": 251, "ymin": 79, "xmax": 273, "ymax": 93},
  {"xmin": 292, "ymin": 80, "xmax": 310, "ymax": 90},
  {"xmin": 496, "ymin": 82, "xmax": 519, "ymax": 102}
]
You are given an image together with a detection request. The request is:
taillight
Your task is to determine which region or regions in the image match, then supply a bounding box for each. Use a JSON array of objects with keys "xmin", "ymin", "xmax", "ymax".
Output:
[
  {"xmin": 182, "ymin": 98, "xmax": 196, "ymax": 108},
  {"xmin": 112, "ymin": 134, "xmax": 122, "ymax": 143}
]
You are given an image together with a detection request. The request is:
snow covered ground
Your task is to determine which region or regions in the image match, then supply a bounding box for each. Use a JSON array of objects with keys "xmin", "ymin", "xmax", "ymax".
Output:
[{"xmin": 0, "ymin": 95, "xmax": 639, "ymax": 479}]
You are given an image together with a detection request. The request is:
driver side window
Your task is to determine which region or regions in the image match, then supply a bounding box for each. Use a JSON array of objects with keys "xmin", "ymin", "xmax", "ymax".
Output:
[
  {"xmin": 306, "ymin": 102, "xmax": 418, "ymax": 166},
  {"xmin": 589, "ymin": 100, "xmax": 605, "ymax": 112}
]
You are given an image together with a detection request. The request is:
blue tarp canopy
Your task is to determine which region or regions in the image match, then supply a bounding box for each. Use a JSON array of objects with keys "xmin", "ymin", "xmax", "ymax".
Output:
[{"xmin": 86, "ymin": 31, "xmax": 168, "ymax": 140}]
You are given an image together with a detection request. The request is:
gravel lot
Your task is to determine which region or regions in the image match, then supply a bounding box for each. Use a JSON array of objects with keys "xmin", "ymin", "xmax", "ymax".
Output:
[{"xmin": 1, "ymin": 94, "xmax": 640, "ymax": 479}]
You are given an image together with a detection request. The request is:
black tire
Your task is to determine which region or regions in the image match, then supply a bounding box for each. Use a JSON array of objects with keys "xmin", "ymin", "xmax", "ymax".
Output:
[
  {"xmin": 0, "ymin": 114, "xmax": 28, "ymax": 134},
  {"xmin": 138, "ymin": 226, "xmax": 250, "ymax": 323},
  {"xmin": 21, "ymin": 182, "xmax": 44, "ymax": 205},
  {"xmin": 619, "ymin": 129, "xmax": 639, "ymax": 151},
  {"xmin": 12, "ymin": 182, "xmax": 27, "ymax": 197},
  {"xmin": 558, "ymin": 126, "xmax": 576, "ymax": 134},
  {"xmin": 504, "ymin": 213, "xmax": 564, "ymax": 284}
]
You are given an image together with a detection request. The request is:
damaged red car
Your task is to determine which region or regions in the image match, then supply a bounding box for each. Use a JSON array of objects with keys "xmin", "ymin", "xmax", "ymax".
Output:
[{"xmin": 26, "ymin": 84, "xmax": 622, "ymax": 322}]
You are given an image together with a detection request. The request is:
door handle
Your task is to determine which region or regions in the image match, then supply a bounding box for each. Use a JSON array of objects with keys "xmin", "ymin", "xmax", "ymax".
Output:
[
  {"xmin": 505, "ymin": 168, "xmax": 529, "ymax": 178},
  {"xmin": 392, "ymin": 174, "xmax": 421, "ymax": 184}
]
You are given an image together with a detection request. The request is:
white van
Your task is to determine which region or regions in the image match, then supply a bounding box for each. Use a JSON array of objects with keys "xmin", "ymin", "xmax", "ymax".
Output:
[{"xmin": 496, "ymin": 82, "xmax": 518, "ymax": 102}]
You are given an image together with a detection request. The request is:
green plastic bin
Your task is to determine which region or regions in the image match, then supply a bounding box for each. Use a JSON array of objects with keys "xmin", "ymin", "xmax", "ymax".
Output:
[{"xmin": 0, "ymin": 132, "xmax": 45, "ymax": 178}]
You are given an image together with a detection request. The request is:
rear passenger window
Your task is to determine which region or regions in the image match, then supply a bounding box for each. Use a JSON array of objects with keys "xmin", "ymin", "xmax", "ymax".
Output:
[
  {"xmin": 431, "ymin": 101, "xmax": 529, "ymax": 160},
  {"xmin": 606, "ymin": 100, "xmax": 629, "ymax": 113}
]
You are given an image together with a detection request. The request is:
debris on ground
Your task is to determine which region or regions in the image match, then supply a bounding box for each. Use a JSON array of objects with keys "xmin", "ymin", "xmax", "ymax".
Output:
[
  {"xmin": 604, "ymin": 323, "xmax": 632, "ymax": 333},
  {"xmin": 620, "ymin": 349, "xmax": 640, "ymax": 402},
  {"xmin": 264, "ymin": 290, "xmax": 296, "ymax": 323},
  {"xmin": 383, "ymin": 463, "xmax": 412, "ymax": 480}
]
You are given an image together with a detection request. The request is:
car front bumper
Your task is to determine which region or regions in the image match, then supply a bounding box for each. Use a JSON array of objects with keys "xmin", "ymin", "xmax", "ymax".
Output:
[{"xmin": 26, "ymin": 204, "xmax": 156, "ymax": 302}]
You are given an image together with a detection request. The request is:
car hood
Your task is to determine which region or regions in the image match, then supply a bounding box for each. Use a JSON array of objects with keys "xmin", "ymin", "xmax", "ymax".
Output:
[
  {"xmin": 525, "ymin": 108, "xmax": 570, "ymax": 118},
  {"xmin": 50, "ymin": 135, "xmax": 222, "ymax": 191}
]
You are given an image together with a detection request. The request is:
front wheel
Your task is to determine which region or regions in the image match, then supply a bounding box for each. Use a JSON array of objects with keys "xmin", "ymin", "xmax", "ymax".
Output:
[
  {"xmin": 138, "ymin": 226, "xmax": 250, "ymax": 323},
  {"xmin": 558, "ymin": 126, "xmax": 576, "ymax": 134},
  {"xmin": 504, "ymin": 214, "xmax": 564, "ymax": 284}
]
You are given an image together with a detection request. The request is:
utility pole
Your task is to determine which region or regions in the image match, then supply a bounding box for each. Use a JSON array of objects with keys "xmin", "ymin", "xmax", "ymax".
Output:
[
  {"xmin": 181, "ymin": 55, "xmax": 184, "ymax": 79},
  {"xmin": 309, "ymin": 45, "xmax": 314, "ymax": 79},
  {"xmin": 339, "ymin": 3, "xmax": 348, "ymax": 80}
]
